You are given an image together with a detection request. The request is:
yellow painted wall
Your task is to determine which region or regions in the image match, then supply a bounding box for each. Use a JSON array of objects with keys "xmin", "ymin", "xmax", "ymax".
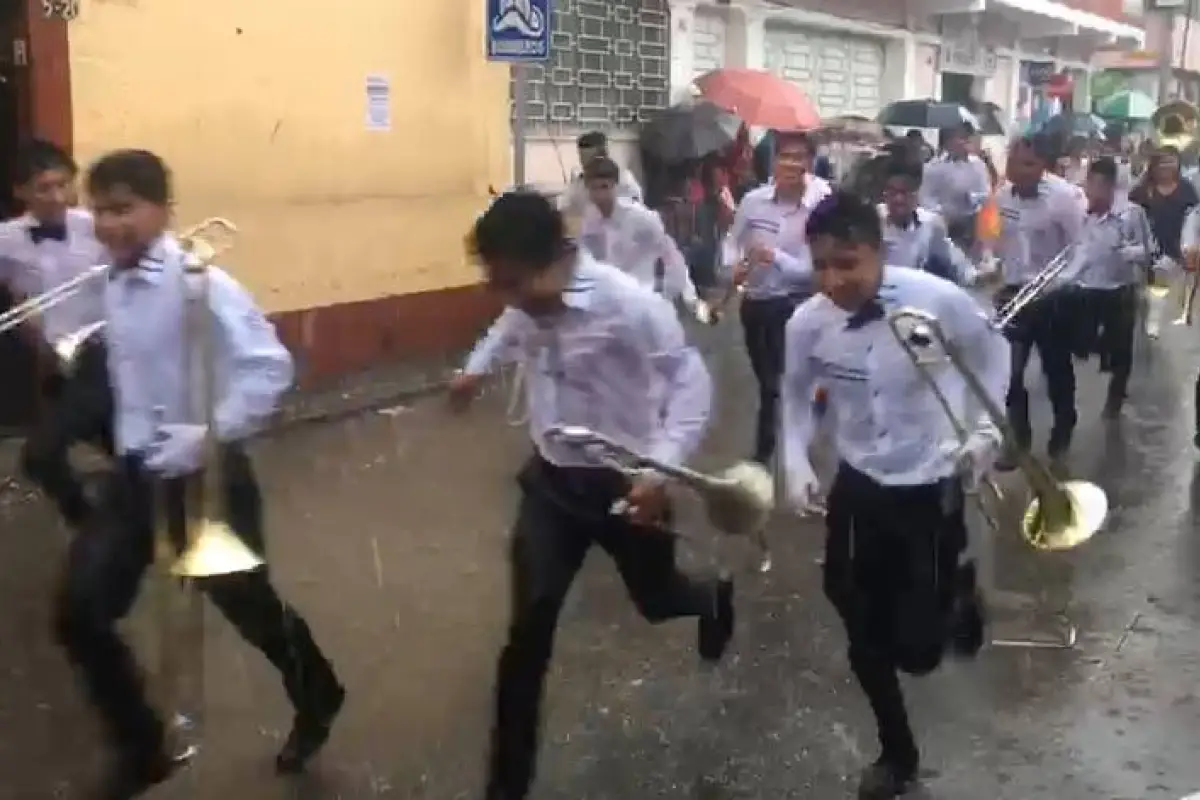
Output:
[{"xmin": 68, "ymin": 0, "xmax": 511, "ymax": 313}]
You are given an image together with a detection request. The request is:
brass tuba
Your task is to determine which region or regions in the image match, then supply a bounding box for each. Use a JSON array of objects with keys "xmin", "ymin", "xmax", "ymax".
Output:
[{"xmin": 1152, "ymin": 100, "xmax": 1199, "ymax": 152}]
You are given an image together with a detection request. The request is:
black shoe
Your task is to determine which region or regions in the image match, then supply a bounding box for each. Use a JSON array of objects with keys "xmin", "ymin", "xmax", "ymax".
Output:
[
  {"xmin": 95, "ymin": 749, "xmax": 181, "ymax": 800},
  {"xmin": 698, "ymin": 573, "xmax": 734, "ymax": 662},
  {"xmin": 857, "ymin": 758, "xmax": 918, "ymax": 799},
  {"xmin": 276, "ymin": 683, "xmax": 346, "ymax": 774},
  {"xmin": 1047, "ymin": 429, "xmax": 1072, "ymax": 462},
  {"xmin": 1102, "ymin": 395, "xmax": 1123, "ymax": 420}
]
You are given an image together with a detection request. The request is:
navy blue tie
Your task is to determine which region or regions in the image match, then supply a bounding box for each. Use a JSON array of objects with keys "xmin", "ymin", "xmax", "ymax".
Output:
[
  {"xmin": 845, "ymin": 299, "xmax": 885, "ymax": 330},
  {"xmin": 29, "ymin": 222, "xmax": 67, "ymax": 244}
]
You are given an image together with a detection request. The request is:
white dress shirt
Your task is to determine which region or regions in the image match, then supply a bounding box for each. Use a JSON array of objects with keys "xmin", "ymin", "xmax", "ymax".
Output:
[
  {"xmin": 0, "ymin": 208, "xmax": 106, "ymax": 344},
  {"xmin": 919, "ymin": 155, "xmax": 991, "ymax": 222},
  {"xmin": 466, "ymin": 253, "xmax": 711, "ymax": 468},
  {"xmin": 560, "ymin": 168, "xmax": 643, "ymax": 218},
  {"xmin": 578, "ymin": 197, "xmax": 699, "ymax": 305},
  {"xmin": 994, "ymin": 174, "xmax": 1086, "ymax": 286},
  {"xmin": 877, "ymin": 204, "xmax": 975, "ymax": 286},
  {"xmin": 104, "ymin": 234, "xmax": 294, "ymax": 464},
  {"xmin": 1060, "ymin": 200, "xmax": 1150, "ymax": 289},
  {"xmin": 720, "ymin": 176, "xmax": 832, "ymax": 300},
  {"xmin": 782, "ymin": 266, "xmax": 1010, "ymax": 488}
]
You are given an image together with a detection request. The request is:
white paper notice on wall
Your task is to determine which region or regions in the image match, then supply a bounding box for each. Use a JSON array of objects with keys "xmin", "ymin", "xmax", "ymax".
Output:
[{"xmin": 365, "ymin": 74, "xmax": 391, "ymax": 132}]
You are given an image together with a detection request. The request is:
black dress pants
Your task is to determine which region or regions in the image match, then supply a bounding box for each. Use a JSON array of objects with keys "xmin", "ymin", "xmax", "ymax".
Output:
[
  {"xmin": 995, "ymin": 287, "xmax": 1077, "ymax": 447},
  {"xmin": 21, "ymin": 337, "xmax": 113, "ymax": 526},
  {"xmin": 485, "ymin": 457, "xmax": 717, "ymax": 799},
  {"xmin": 740, "ymin": 295, "xmax": 800, "ymax": 464},
  {"xmin": 53, "ymin": 446, "xmax": 340, "ymax": 760},
  {"xmin": 822, "ymin": 463, "xmax": 968, "ymax": 773}
]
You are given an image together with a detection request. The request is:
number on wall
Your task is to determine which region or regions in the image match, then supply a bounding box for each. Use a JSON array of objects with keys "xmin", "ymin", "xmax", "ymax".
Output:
[{"xmin": 41, "ymin": 0, "xmax": 81, "ymax": 20}]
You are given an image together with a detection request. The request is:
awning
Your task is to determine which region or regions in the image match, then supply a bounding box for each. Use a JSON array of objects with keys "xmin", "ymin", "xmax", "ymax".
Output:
[
  {"xmin": 989, "ymin": 0, "xmax": 1145, "ymax": 45},
  {"xmin": 908, "ymin": 0, "xmax": 1144, "ymax": 47}
]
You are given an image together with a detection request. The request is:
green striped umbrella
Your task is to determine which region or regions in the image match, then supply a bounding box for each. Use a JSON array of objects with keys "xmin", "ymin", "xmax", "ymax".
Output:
[{"xmin": 1096, "ymin": 90, "xmax": 1156, "ymax": 121}]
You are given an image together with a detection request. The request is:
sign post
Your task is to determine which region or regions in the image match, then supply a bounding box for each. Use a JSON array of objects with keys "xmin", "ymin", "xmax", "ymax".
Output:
[{"xmin": 485, "ymin": 0, "xmax": 552, "ymax": 188}]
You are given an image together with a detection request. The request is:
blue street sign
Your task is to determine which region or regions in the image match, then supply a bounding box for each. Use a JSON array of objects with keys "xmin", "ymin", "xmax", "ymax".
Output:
[{"xmin": 486, "ymin": 0, "xmax": 551, "ymax": 63}]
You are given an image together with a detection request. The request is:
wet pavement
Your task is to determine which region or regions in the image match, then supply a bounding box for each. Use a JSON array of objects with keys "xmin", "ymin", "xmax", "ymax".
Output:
[{"xmin": 3, "ymin": 313, "xmax": 1200, "ymax": 799}]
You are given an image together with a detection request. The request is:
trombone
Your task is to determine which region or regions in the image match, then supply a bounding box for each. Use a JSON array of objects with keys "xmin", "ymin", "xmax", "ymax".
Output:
[
  {"xmin": 0, "ymin": 264, "xmax": 109, "ymax": 367},
  {"xmin": 148, "ymin": 218, "xmax": 265, "ymax": 762},
  {"xmin": 546, "ymin": 424, "xmax": 776, "ymax": 572}
]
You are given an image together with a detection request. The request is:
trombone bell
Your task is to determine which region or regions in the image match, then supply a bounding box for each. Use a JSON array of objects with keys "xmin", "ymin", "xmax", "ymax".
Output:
[
  {"xmin": 1021, "ymin": 480, "xmax": 1108, "ymax": 551},
  {"xmin": 171, "ymin": 519, "xmax": 264, "ymax": 578},
  {"xmin": 702, "ymin": 461, "xmax": 774, "ymax": 537}
]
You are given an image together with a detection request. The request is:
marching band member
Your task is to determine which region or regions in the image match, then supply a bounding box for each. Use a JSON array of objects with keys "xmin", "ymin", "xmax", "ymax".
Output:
[
  {"xmin": 579, "ymin": 156, "xmax": 711, "ymax": 322},
  {"xmin": 993, "ymin": 136, "xmax": 1085, "ymax": 468},
  {"xmin": 878, "ymin": 159, "xmax": 976, "ymax": 286},
  {"xmin": 1060, "ymin": 158, "xmax": 1151, "ymax": 419},
  {"xmin": 560, "ymin": 130, "xmax": 643, "ymax": 218},
  {"xmin": 449, "ymin": 191, "xmax": 733, "ymax": 800},
  {"xmin": 55, "ymin": 150, "xmax": 344, "ymax": 799},
  {"xmin": 1129, "ymin": 146, "xmax": 1198, "ymax": 338},
  {"xmin": 918, "ymin": 124, "xmax": 990, "ymax": 254},
  {"xmin": 782, "ymin": 191, "xmax": 1007, "ymax": 799},
  {"xmin": 722, "ymin": 130, "xmax": 831, "ymax": 466},
  {"xmin": 0, "ymin": 140, "xmax": 110, "ymax": 529}
]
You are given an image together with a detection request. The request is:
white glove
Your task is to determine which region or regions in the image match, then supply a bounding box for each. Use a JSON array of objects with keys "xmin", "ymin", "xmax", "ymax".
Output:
[
  {"xmin": 947, "ymin": 431, "xmax": 999, "ymax": 490},
  {"xmin": 145, "ymin": 423, "xmax": 208, "ymax": 478},
  {"xmin": 691, "ymin": 299, "xmax": 714, "ymax": 325},
  {"xmin": 1153, "ymin": 255, "xmax": 1179, "ymax": 275},
  {"xmin": 786, "ymin": 459, "xmax": 824, "ymax": 515}
]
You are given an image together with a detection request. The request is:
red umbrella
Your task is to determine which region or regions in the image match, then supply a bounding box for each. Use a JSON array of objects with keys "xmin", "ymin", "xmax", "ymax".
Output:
[{"xmin": 694, "ymin": 68, "xmax": 820, "ymax": 131}]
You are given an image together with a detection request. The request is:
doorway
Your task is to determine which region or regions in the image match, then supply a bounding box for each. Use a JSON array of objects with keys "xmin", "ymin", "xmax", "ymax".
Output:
[
  {"xmin": 941, "ymin": 72, "xmax": 975, "ymax": 106},
  {"xmin": 0, "ymin": 1, "xmax": 43, "ymax": 434}
]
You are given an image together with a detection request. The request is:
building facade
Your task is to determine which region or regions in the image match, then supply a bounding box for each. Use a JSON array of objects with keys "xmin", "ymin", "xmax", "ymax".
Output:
[
  {"xmin": 667, "ymin": 0, "xmax": 1142, "ymax": 131},
  {"xmin": 33, "ymin": 0, "xmax": 512, "ymax": 387}
]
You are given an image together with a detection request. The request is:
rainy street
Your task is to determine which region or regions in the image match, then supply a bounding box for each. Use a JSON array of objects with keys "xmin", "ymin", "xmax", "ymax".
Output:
[{"xmin": 2, "ymin": 314, "xmax": 1200, "ymax": 800}]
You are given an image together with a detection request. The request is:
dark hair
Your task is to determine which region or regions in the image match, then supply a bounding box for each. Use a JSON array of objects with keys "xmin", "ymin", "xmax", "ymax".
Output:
[
  {"xmin": 582, "ymin": 155, "xmax": 620, "ymax": 183},
  {"xmin": 1088, "ymin": 156, "xmax": 1118, "ymax": 183},
  {"xmin": 905, "ymin": 129, "xmax": 925, "ymax": 140},
  {"xmin": 774, "ymin": 130, "xmax": 814, "ymax": 156},
  {"xmin": 1011, "ymin": 134, "xmax": 1058, "ymax": 166},
  {"xmin": 86, "ymin": 149, "xmax": 172, "ymax": 205},
  {"xmin": 577, "ymin": 131, "xmax": 607, "ymax": 151},
  {"xmin": 470, "ymin": 190, "xmax": 565, "ymax": 272},
  {"xmin": 14, "ymin": 139, "xmax": 76, "ymax": 185},
  {"xmin": 805, "ymin": 190, "xmax": 882, "ymax": 250},
  {"xmin": 884, "ymin": 158, "xmax": 923, "ymax": 187}
]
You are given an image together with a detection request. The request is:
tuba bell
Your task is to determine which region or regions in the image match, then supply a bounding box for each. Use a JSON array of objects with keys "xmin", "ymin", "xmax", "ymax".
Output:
[{"xmin": 1152, "ymin": 100, "xmax": 1199, "ymax": 153}]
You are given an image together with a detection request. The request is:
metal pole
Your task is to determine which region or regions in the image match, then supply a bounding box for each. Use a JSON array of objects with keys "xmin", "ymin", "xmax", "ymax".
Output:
[
  {"xmin": 513, "ymin": 64, "xmax": 529, "ymax": 188},
  {"xmin": 1159, "ymin": 7, "xmax": 1178, "ymax": 104}
]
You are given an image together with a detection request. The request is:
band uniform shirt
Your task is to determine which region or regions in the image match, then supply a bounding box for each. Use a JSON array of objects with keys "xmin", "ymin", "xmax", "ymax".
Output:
[
  {"xmin": 470, "ymin": 253, "xmax": 711, "ymax": 469},
  {"xmin": 104, "ymin": 234, "xmax": 294, "ymax": 462},
  {"xmin": 1060, "ymin": 200, "xmax": 1149, "ymax": 290},
  {"xmin": 877, "ymin": 204, "xmax": 975, "ymax": 286},
  {"xmin": 918, "ymin": 155, "xmax": 991, "ymax": 223},
  {"xmin": 578, "ymin": 197, "xmax": 699, "ymax": 305},
  {"xmin": 781, "ymin": 266, "xmax": 1010, "ymax": 488},
  {"xmin": 720, "ymin": 176, "xmax": 832, "ymax": 300},
  {"xmin": 995, "ymin": 174, "xmax": 1086, "ymax": 287},
  {"xmin": 560, "ymin": 168, "xmax": 644, "ymax": 219},
  {"xmin": 0, "ymin": 207, "xmax": 106, "ymax": 345}
]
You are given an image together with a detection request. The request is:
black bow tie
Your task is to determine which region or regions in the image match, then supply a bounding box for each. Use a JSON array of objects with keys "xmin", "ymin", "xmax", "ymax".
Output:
[
  {"xmin": 28, "ymin": 222, "xmax": 67, "ymax": 244},
  {"xmin": 845, "ymin": 299, "xmax": 885, "ymax": 330}
]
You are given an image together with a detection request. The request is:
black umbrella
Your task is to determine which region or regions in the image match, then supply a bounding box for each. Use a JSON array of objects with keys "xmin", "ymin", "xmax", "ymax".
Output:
[
  {"xmin": 640, "ymin": 101, "xmax": 742, "ymax": 162},
  {"xmin": 876, "ymin": 100, "xmax": 981, "ymax": 131},
  {"xmin": 1035, "ymin": 112, "xmax": 1108, "ymax": 141}
]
